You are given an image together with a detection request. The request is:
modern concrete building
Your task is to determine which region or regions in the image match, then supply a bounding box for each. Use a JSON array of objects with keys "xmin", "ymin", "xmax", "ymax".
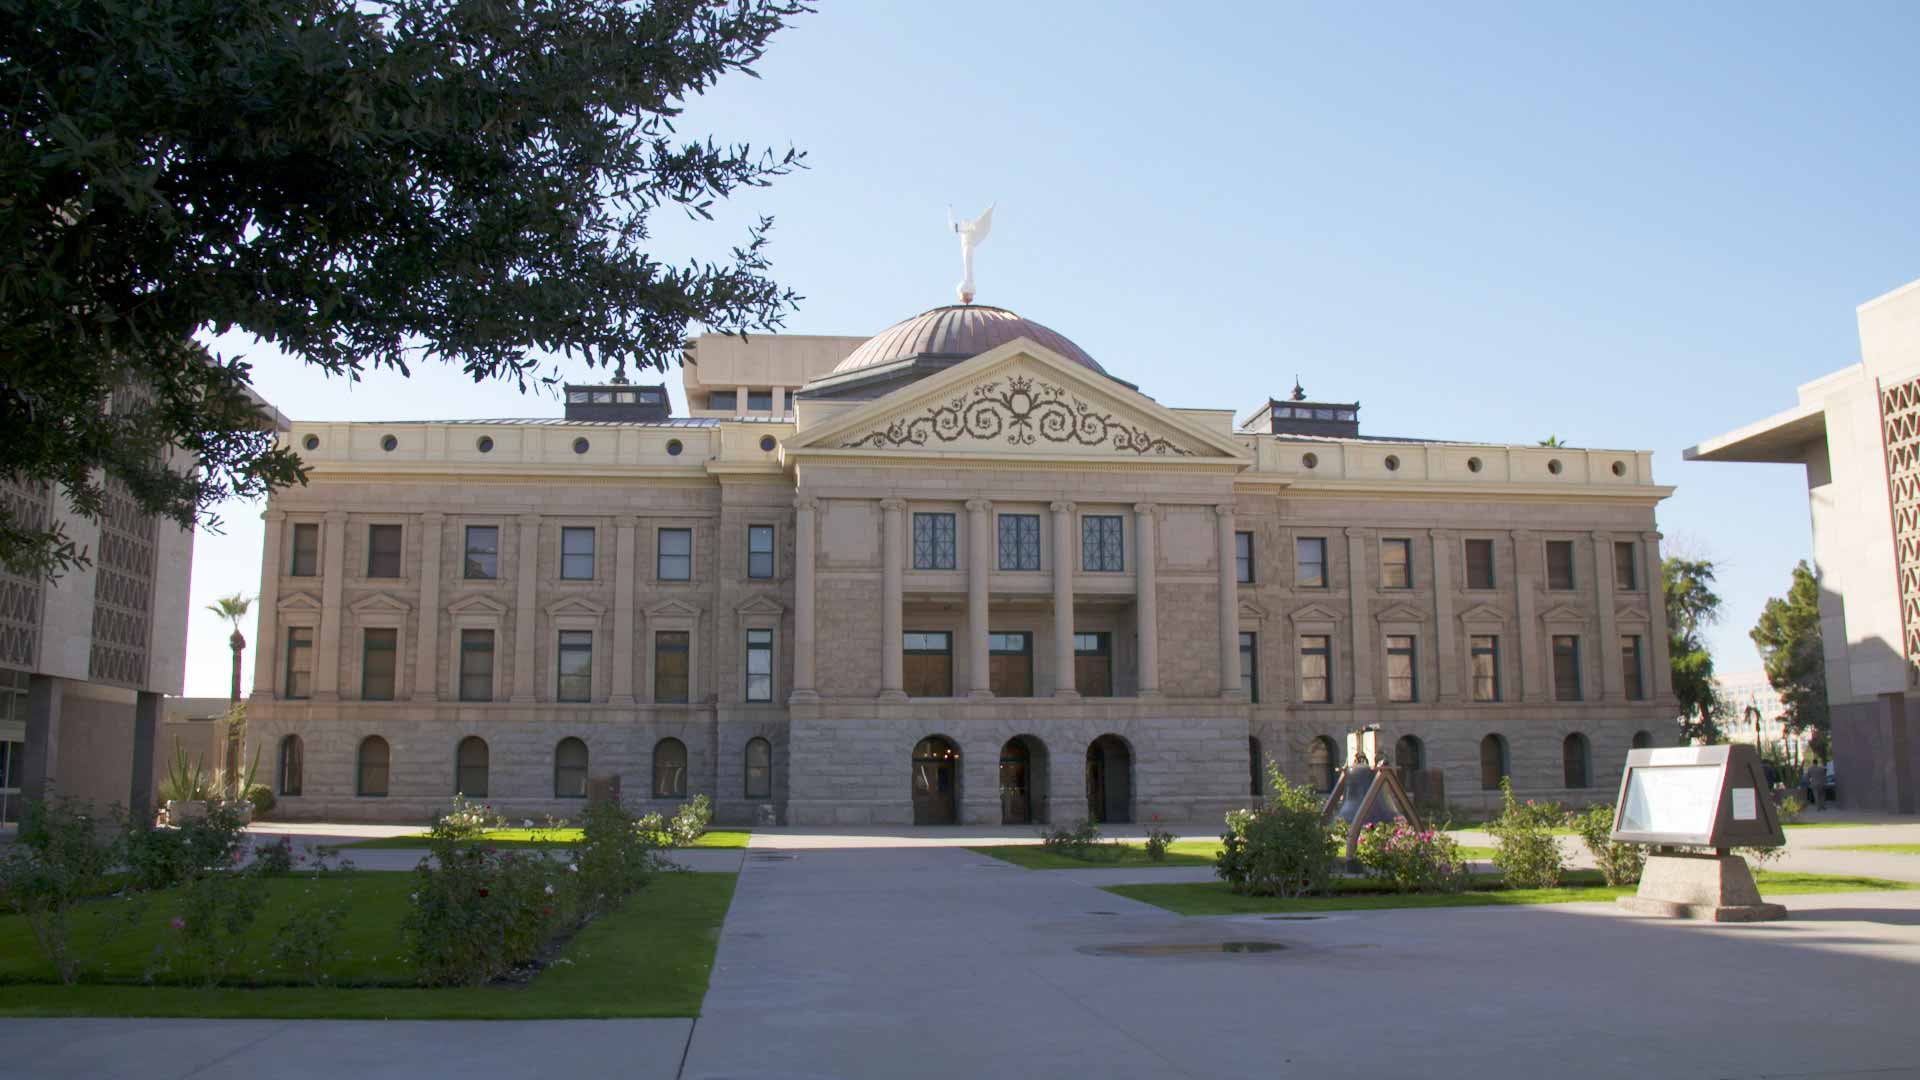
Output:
[
  {"xmin": 246, "ymin": 303, "xmax": 1679, "ymax": 825},
  {"xmin": 1689, "ymin": 276, "xmax": 1920, "ymax": 812},
  {"xmin": 1715, "ymin": 669, "xmax": 1808, "ymax": 764}
]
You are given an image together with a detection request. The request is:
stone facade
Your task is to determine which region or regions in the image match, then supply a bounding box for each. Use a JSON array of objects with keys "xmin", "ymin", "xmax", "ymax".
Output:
[{"xmin": 249, "ymin": 308, "xmax": 1679, "ymax": 825}]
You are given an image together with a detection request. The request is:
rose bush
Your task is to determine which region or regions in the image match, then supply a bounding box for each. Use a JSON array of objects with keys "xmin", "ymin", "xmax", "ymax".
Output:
[{"xmin": 1353, "ymin": 820, "xmax": 1469, "ymax": 893}]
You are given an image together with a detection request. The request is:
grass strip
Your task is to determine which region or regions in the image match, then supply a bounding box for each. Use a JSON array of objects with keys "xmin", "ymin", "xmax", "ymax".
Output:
[
  {"xmin": 971, "ymin": 840, "xmax": 1498, "ymax": 869},
  {"xmin": 1817, "ymin": 843, "xmax": 1920, "ymax": 854},
  {"xmin": 341, "ymin": 828, "xmax": 750, "ymax": 851}
]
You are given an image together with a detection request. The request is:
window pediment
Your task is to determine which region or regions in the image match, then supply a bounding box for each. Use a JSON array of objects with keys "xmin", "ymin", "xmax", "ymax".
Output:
[
  {"xmin": 1374, "ymin": 601, "xmax": 1426, "ymax": 624},
  {"xmin": 1239, "ymin": 600, "xmax": 1270, "ymax": 622},
  {"xmin": 1616, "ymin": 602, "xmax": 1651, "ymax": 623},
  {"xmin": 448, "ymin": 593, "xmax": 509, "ymax": 617},
  {"xmin": 544, "ymin": 596, "xmax": 607, "ymax": 618},
  {"xmin": 647, "ymin": 598, "xmax": 703, "ymax": 619},
  {"xmin": 1288, "ymin": 601, "xmax": 1342, "ymax": 625},
  {"xmin": 736, "ymin": 594, "xmax": 786, "ymax": 617},
  {"xmin": 1457, "ymin": 602, "xmax": 1508, "ymax": 624},
  {"xmin": 1539, "ymin": 602, "xmax": 1587, "ymax": 626},
  {"xmin": 277, "ymin": 591, "xmax": 322, "ymax": 613},
  {"xmin": 349, "ymin": 592, "xmax": 411, "ymax": 615}
]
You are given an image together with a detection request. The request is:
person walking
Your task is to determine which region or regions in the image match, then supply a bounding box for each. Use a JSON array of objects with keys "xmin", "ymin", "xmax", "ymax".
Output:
[{"xmin": 1802, "ymin": 760, "xmax": 1827, "ymax": 811}]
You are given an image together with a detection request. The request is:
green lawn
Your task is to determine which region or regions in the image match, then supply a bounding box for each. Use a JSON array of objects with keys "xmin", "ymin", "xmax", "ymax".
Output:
[
  {"xmin": 0, "ymin": 871, "xmax": 736, "ymax": 1018},
  {"xmin": 342, "ymin": 828, "xmax": 751, "ymax": 851},
  {"xmin": 969, "ymin": 841, "xmax": 1223, "ymax": 869},
  {"xmin": 1786, "ymin": 821, "xmax": 1888, "ymax": 829},
  {"xmin": 1104, "ymin": 869, "xmax": 1916, "ymax": 916},
  {"xmin": 1819, "ymin": 843, "xmax": 1920, "ymax": 854}
]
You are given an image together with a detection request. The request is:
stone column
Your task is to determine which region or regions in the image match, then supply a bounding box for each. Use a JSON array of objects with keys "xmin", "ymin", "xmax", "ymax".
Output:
[
  {"xmin": 611, "ymin": 518, "xmax": 638, "ymax": 705},
  {"xmin": 128, "ymin": 690, "xmax": 159, "ymax": 827},
  {"xmin": 1593, "ymin": 531, "xmax": 1619, "ymax": 701},
  {"xmin": 1134, "ymin": 503, "xmax": 1159, "ymax": 697},
  {"xmin": 314, "ymin": 510, "xmax": 347, "ymax": 701},
  {"xmin": 1216, "ymin": 504, "xmax": 1242, "ymax": 697},
  {"xmin": 792, "ymin": 498, "xmax": 819, "ymax": 702},
  {"xmin": 1051, "ymin": 501, "xmax": 1078, "ymax": 699},
  {"xmin": 1346, "ymin": 527, "xmax": 1374, "ymax": 704},
  {"xmin": 1643, "ymin": 531, "xmax": 1674, "ymax": 701},
  {"xmin": 252, "ymin": 511, "xmax": 286, "ymax": 696},
  {"xmin": 19, "ymin": 675, "xmax": 62, "ymax": 804},
  {"xmin": 1430, "ymin": 528, "xmax": 1460, "ymax": 702},
  {"xmin": 879, "ymin": 499, "xmax": 907, "ymax": 701},
  {"xmin": 511, "ymin": 514, "xmax": 540, "ymax": 703},
  {"xmin": 1513, "ymin": 530, "xmax": 1544, "ymax": 702},
  {"xmin": 966, "ymin": 498, "xmax": 994, "ymax": 699},
  {"xmin": 413, "ymin": 512, "xmax": 443, "ymax": 702}
]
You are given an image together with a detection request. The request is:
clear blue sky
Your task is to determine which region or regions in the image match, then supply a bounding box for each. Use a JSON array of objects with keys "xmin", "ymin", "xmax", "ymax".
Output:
[{"xmin": 186, "ymin": 1, "xmax": 1920, "ymax": 695}]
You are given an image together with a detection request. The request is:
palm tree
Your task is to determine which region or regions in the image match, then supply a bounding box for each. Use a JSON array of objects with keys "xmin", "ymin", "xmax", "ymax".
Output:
[
  {"xmin": 1538, "ymin": 435, "xmax": 1565, "ymax": 447},
  {"xmin": 207, "ymin": 593, "xmax": 253, "ymax": 704}
]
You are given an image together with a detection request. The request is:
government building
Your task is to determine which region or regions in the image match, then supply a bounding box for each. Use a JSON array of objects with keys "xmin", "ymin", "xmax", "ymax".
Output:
[{"xmin": 245, "ymin": 303, "xmax": 1679, "ymax": 825}]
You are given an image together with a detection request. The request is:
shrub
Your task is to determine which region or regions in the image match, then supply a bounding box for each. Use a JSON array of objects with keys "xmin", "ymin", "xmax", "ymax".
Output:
[
  {"xmin": 1568, "ymin": 803, "xmax": 1645, "ymax": 886},
  {"xmin": 158, "ymin": 743, "xmax": 213, "ymax": 805},
  {"xmin": 1778, "ymin": 794, "xmax": 1805, "ymax": 825},
  {"xmin": 637, "ymin": 793, "xmax": 713, "ymax": 849},
  {"xmin": 432, "ymin": 795, "xmax": 504, "ymax": 842},
  {"xmin": 266, "ymin": 848, "xmax": 356, "ymax": 986},
  {"xmin": 1215, "ymin": 766, "xmax": 1338, "ymax": 897},
  {"xmin": 0, "ymin": 797, "xmax": 123, "ymax": 984},
  {"xmin": 1488, "ymin": 778, "xmax": 1563, "ymax": 889},
  {"xmin": 403, "ymin": 843, "xmax": 574, "ymax": 986},
  {"xmin": 576, "ymin": 796, "xmax": 668, "ymax": 913},
  {"xmin": 1143, "ymin": 815, "xmax": 1176, "ymax": 862},
  {"xmin": 1041, "ymin": 817, "xmax": 1121, "ymax": 862},
  {"xmin": 252, "ymin": 836, "xmax": 296, "ymax": 877},
  {"xmin": 246, "ymin": 784, "xmax": 276, "ymax": 820},
  {"xmin": 1353, "ymin": 821, "xmax": 1469, "ymax": 893},
  {"xmin": 165, "ymin": 867, "xmax": 270, "ymax": 987}
]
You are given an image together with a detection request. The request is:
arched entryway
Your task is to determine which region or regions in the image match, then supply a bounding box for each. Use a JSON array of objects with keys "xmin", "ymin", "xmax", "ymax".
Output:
[
  {"xmin": 1395, "ymin": 734, "xmax": 1425, "ymax": 771},
  {"xmin": 1000, "ymin": 736, "xmax": 1049, "ymax": 825},
  {"xmin": 1085, "ymin": 734, "xmax": 1133, "ymax": 824},
  {"xmin": 912, "ymin": 736, "xmax": 961, "ymax": 825},
  {"xmin": 1308, "ymin": 735, "xmax": 1338, "ymax": 793}
]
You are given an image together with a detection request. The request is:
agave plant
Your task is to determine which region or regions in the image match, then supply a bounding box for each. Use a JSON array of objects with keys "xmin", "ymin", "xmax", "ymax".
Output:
[{"xmin": 158, "ymin": 742, "xmax": 213, "ymax": 804}]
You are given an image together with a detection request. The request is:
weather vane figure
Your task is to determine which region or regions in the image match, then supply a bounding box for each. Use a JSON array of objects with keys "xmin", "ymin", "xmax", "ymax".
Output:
[{"xmin": 948, "ymin": 203, "xmax": 994, "ymax": 304}]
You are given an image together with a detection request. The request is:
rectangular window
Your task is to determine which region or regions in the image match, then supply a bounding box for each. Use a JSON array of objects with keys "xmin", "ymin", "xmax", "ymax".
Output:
[
  {"xmin": 557, "ymin": 630, "xmax": 593, "ymax": 702},
  {"xmin": 361, "ymin": 628, "xmax": 397, "ymax": 700},
  {"xmin": 654, "ymin": 631, "xmax": 690, "ymax": 703},
  {"xmin": 658, "ymin": 527, "xmax": 692, "ymax": 581},
  {"xmin": 708, "ymin": 390, "xmax": 736, "ymax": 411},
  {"xmin": 459, "ymin": 629, "xmax": 495, "ymax": 702},
  {"xmin": 1614, "ymin": 541, "xmax": 1639, "ymax": 592},
  {"xmin": 1081, "ymin": 514, "xmax": 1125, "ymax": 572},
  {"xmin": 367, "ymin": 524, "xmax": 402, "ymax": 578},
  {"xmin": 1553, "ymin": 635, "xmax": 1582, "ymax": 702},
  {"xmin": 747, "ymin": 389, "xmax": 772, "ymax": 411},
  {"xmin": 1240, "ymin": 631, "xmax": 1258, "ymax": 702},
  {"xmin": 1298, "ymin": 634, "xmax": 1332, "ymax": 703},
  {"xmin": 1236, "ymin": 532, "xmax": 1254, "ymax": 584},
  {"xmin": 1295, "ymin": 537, "xmax": 1328, "ymax": 589},
  {"xmin": 1471, "ymin": 635, "xmax": 1501, "ymax": 702},
  {"xmin": 1074, "ymin": 632, "xmax": 1112, "ymax": 697},
  {"xmin": 745, "ymin": 628, "xmax": 773, "ymax": 702},
  {"xmin": 988, "ymin": 631, "xmax": 1033, "ymax": 697},
  {"xmin": 561, "ymin": 527, "xmax": 595, "ymax": 580},
  {"xmin": 1546, "ymin": 540, "xmax": 1576, "ymax": 590},
  {"xmin": 285, "ymin": 627, "xmax": 314, "ymax": 699},
  {"xmin": 1381, "ymin": 538, "xmax": 1413, "ymax": 589},
  {"xmin": 464, "ymin": 525, "xmax": 499, "ymax": 580},
  {"xmin": 290, "ymin": 523, "xmax": 319, "ymax": 577},
  {"xmin": 904, "ymin": 631, "xmax": 953, "ymax": 697},
  {"xmin": 1622, "ymin": 635, "xmax": 1646, "ymax": 700},
  {"xmin": 912, "ymin": 512, "xmax": 957, "ymax": 570},
  {"xmin": 1385, "ymin": 634, "xmax": 1416, "ymax": 702},
  {"xmin": 997, "ymin": 514, "xmax": 1041, "ymax": 571},
  {"xmin": 748, "ymin": 525, "xmax": 775, "ymax": 579},
  {"xmin": 1464, "ymin": 539, "xmax": 1495, "ymax": 589}
]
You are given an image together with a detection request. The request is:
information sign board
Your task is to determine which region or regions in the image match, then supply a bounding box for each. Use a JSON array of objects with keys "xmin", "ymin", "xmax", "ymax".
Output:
[{"xmin": 1609, "ymin": 743, "xmax": 1785, "ymax": 849}]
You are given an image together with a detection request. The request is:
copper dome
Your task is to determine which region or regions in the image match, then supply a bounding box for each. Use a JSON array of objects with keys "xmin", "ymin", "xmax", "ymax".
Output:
[{"xmin": 831, "ymin": 305, "xmax": 1103, "ymax": 376}]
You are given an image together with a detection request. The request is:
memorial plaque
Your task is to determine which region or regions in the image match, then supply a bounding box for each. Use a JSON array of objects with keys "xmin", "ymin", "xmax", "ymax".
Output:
[{"xmin": 1610, "ymin": 743, "xmax": 1785, "ymax": 849}]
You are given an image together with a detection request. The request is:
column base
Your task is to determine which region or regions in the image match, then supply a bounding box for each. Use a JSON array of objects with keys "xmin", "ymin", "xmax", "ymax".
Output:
[
  {"xmin": 608, "ymin": 695, "xmax": 637, "ymax": 707},
  {"xmin": 1137, "ymin": 689, "xmax": 1162, "ymax": 700},
  {"xmin": 877, "ymin": 689, "xmax": 909, "ymax": 703},
  {"xmin": 510, "ymin": 695, "xmax": 535, "ymax": 705},
  {"xmin": 966, "ymin": 689, "xmax": 996, "ymax": 701},
  {"xmin": 787, "ymin": 689, "xmax": 820, "ymax": 704},
  {"xmin": 1219, "ymin": 689, "xmax": 1249, "ymax": 702},
  {"xmin": 411, "ymin": 693, "xmax": 440, "ymax": 704},
  {"xmin": 1052, "ymin": 689, "xmax": 1081, "ymax": 701}
]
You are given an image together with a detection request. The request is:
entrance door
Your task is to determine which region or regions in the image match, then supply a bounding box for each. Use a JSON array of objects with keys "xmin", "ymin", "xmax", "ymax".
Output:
[
  {"xmin": 912, "ymin": 736, "xmax": 959, "ymax": 825},
  {"xmin": 1074, "ymin": 633, "xmax": 1112, "ymax": 697},
  {"xmin": 989, "ymin": 632, "xmax": 1033, "ymax": 697},
  {"xmin": 1000, "ymin": 739, "xmax": 1031, "ymax": 824},
  {"xmin": 1086, "ymin": 734, "xmax": 1133, "ymax": 823},
  {"xmin": 904, "ymin": 632, "xmax": 953, "ymax": 697}
]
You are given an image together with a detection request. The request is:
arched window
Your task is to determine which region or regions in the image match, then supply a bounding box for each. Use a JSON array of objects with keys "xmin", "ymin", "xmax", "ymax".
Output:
[
  {"xmin": 278, "ymin": 734, "xmax": 304, "ymax": 797},
  {"xmin": 357, "ymin": 736, "xmax": 389, "ymax": 797},
  {"xmin": 1631, "ymin": 730, "xmax": 1653, "ymax": 749},
  {"xmin": 1563, "ymin": 732, "xmax": 1591, "ymax": 788},
  {"xmin": 1308, "ymin": 735, "xmax": 1338, "ymax": 793},
  {"xmin": 1479, "ymin": 734, "xmax": 1510, "ymax": 791},
  {"xmin": 456, "ymin": 736, "xmax": 489, "ymax": 797},
  {"xmin": 1249, "ymin": 736, "xmax": 1264, "ymax": 797},
  {"xmin": 745, "ymin": 737, "xmax": 772, "ymax": 799},
  {"xmin": 654, "ymin": 737, "xmax": 688, "ymax": 798},
  {"xmin": 1395, "ymin": 734, "xmax": 1425, "ymax": 771},
  {"xmin": 554, "ymin": 737, "xmax": 589, "ymax": 799}
]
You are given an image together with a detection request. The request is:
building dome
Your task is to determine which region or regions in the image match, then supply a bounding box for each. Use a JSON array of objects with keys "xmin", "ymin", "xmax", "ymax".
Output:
[{"xmin": 831, "ymin": 305, "xmax": 1104, "ymax": 376}]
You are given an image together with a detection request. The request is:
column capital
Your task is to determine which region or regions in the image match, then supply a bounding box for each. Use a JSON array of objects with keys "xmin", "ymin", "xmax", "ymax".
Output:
[
  {"xmin": 879, "ymin": 497, "xmax": 907, "ymax": 513},
  {"xmin": 1512, "ymin": 529, "xmax": 1538, "ymax": 542},
  {"xmin": 323, "ymin": 510, "xmax": 348, "ymax": 524},
  {"xmin": 1213, "ymin": 503, "xmax": 1236, "ymax": 519},
  {"xmin": 263, "ymin": 509, "xmax": 287, "ymax": 523},
  {"xmin": 1049, "ymin": 500, "xmax": 1075, "ymax": 515},
  {"xmin": 965, "ymin": 498, "xmax": 993, "ymax": 514},
  {"xmin": 1642, "ymin": 531, "xmax": 1663, "ymax": 543},
  {"xmin": 420, "ymin": 511, "xmax": 445, "ymax": 525},
  {"xmin": 794, "ymin": 496, "xmax": 819, "ymax": 513},
  {"xmin": 1590, "ymin": 529, "xmax": 1613, "ymax": 544},
  {"xmin": 1427, "ymin": 527, "xmax": 1452, "ymax": 540},
  {"xmin": 1344, "ymin": 526, "xmax": 1368, "ymax": 539},
  {"xmin": 1132, "ymin": 502, "xmax": 1157, "ymax": 516},
  {"xmin": 517, "ymin": 513, "xmax": 542, "ymax": 527}
]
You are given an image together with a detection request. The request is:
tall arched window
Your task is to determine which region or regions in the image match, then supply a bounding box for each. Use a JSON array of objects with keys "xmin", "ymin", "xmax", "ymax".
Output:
[
  {"xmin": 1395, "ymin": 734, "xmax": 1425, "ymax": 771},
  {"xmin": 745, "ymin": 737, "xmax": 772, "ymax": 799},
  {"xmin": 1563, "ymin": 732, "xmax": 1591, "ymax": 788},
  {"xmin": 654, "ymin": 737, "xmax": 688, "ymax": 798},
  {"xmin": 1479, "ymin": 734, "xmax": 1509, "ymax": 791},
  {"xmin": 1631, "ymin": 730, "xmax": 1653, "ymax": 750},
  {"xmin": 278, "ymin": 734, "xmax": 304, "ymax": 797},
  {"xmin": 554, "ymin": 737, "xmax": 589, "ymax": 799},
  {"xmin": 1249, "ymin": 736, "xmax": 1264, "ymax": 797},
  {"xmin": 357, "ymin": 736, "xmax": 389, "ymax": 797},
  {"xmin": 456, "ymin": 736, "xmax": 489, "ymax": 797},
  {"xmin": 1308, "ymin": 735, "xmax": 1338, "ymax": 793}
]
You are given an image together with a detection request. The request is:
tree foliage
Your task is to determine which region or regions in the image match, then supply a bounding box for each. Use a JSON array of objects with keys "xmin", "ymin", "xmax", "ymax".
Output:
[
  {"xmin": 1750, "ymin": 560, "xmax": 1830, "ymax": 757},
  {"xmin": 1664, "ymin": 555, "xmax": 1727, "ymax": 743},
  {"xmin": 1, "ymin": 0, "xmax": 811, "ymax": 577}
]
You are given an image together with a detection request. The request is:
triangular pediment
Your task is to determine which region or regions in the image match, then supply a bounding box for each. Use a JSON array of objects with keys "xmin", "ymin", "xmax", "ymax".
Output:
[
  {"xmin": 349, "ymin": 592, "xmax": 411, "ymax": 615},
  {"xmin": 1539, "ymin": 602, "xmax": 1587, "ymax": 625},
  {"xmin": 1457, "ymin": 602, "xmax": 1508, "ymax": 624},
  {"xmin": 787, "ymin": 340, "xmax": 1251, "ymax": 463},
  {"xmin": 736, "ymin": 594, "xmax": 786, "ymax": 616},
  {"xmin": 447, "ymin": 593, "xmax": 509, "ymax": 616},
  {"xmin": 544, "ymin": 596, "xmax": 606, "ymax": 618},
  {"xmin": 277, "ymin": 591, "xmax": 321, "ymax": 612},
  {"xmin": 1288, "ymin": 601, "xmax": 1343, "ymax": 625},
  {"xmin": 1616, "ymin": 602, "xmax": 1651, "ymax": 623},
  {"xmin": 646, "ymin": 598, "xmax": 703, "ymax": 618},
  {"xmin": 1239, "ymin": 599, "xmax": 1271, "ymax": 621},
  {"xmin": 1374, "ymin": 601, "xmax": 1427, "ymax": 624}
]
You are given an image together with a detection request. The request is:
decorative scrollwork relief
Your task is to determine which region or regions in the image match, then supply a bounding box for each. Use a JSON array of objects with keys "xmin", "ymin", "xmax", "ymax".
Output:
[{"xmin": 842, "ymin": 376, "xmax": 1194, "ymax": 456}]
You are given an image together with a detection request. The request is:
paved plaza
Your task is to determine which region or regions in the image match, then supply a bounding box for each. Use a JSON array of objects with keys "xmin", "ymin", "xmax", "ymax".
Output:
[{"xmin": 6, "ymin": 820, "xmax": 1920, "ymax": 1079}]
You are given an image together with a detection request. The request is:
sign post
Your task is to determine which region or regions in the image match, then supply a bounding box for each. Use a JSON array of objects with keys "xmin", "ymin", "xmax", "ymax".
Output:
[{"xmin": 1610, "ymin": 744, "xmax": 1786, "ymax": 922}]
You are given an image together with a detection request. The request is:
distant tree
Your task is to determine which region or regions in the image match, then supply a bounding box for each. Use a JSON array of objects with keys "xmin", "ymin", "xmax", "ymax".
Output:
[
  {"xmin": 1750, "ymin": 561, "xmax": 1830, "ymax": 759},
  {"xmin": 1, "ymin": 0, "xmax": 812, "ymax": 579},
  {"xmin": 1538, "ymin": 435, "xmax": 1566, "ymax": 447},
  {"xmin": 205, "ymin": 594, "xmax": 253, "ymax": 705},
  {"xmin": 1664, "ymin": 556, "xmax": 1727, "ymax": 743}
]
